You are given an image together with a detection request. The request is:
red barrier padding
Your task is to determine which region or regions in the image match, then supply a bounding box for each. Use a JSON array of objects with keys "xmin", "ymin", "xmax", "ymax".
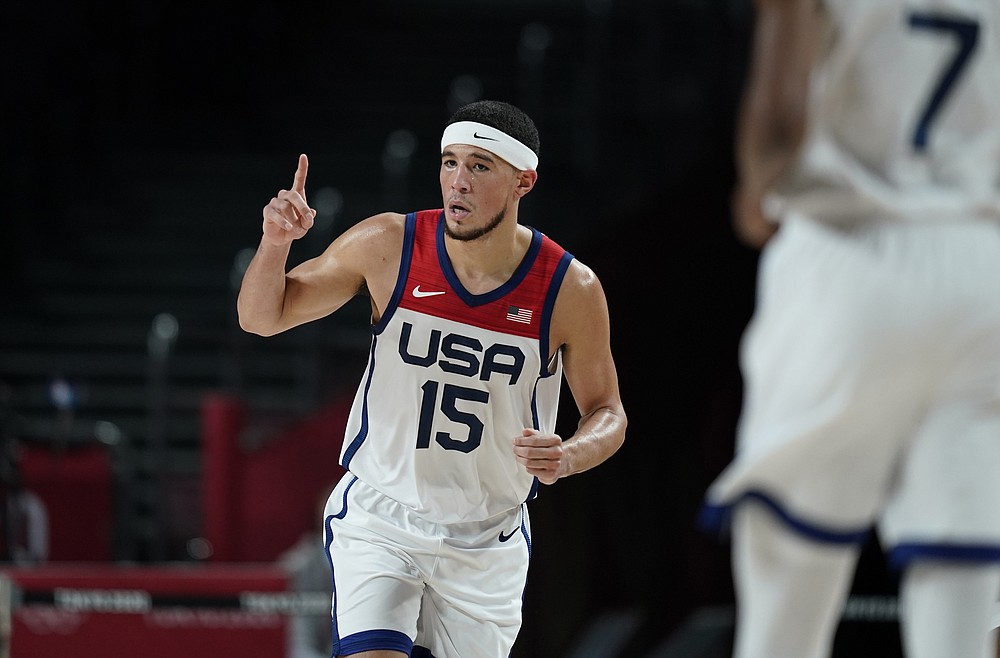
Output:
[{"xmin": 3, "ymin": 563, "xmax": 292, "ymax": 658}]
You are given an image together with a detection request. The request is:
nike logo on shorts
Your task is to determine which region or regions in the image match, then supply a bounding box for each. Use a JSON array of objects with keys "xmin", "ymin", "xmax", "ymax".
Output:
[
  {"xmin": 412, "ymin": 286, "xmax": 446, "ymax": 298},
  {"xmin": 498, "ymin": 527, "xmax": 518, "ymax": 542}
]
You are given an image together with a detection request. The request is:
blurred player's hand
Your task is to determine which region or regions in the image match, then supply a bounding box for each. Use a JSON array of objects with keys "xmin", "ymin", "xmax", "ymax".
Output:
[
  {"xmin": 731, "ymin": 184, "xmax": 778, "ymax": 249},
  {"xmin": 262, "ymin": 153, "xmax": 316, "ymax": 246}
]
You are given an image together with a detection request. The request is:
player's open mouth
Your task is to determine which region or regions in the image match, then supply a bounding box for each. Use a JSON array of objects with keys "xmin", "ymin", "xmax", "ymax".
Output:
[{"xmin": 448, "ymin": 202, "xmax": 471, "ymax": 219}]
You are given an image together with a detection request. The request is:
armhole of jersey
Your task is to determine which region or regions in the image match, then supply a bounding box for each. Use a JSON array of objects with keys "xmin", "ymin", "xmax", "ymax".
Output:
[
  {"xmin": 538, "ymin": 250, "xmax": 574, "ymax": 377},
  {"xmin": 372, "ymin": 212, "xmax": 417, "ymax": 334}
]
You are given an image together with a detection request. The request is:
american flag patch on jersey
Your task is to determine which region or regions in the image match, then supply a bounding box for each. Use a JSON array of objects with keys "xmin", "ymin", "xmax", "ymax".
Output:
[{"xmin": 506, "ymin": 305, "xmax": 532, "ymax": 324}]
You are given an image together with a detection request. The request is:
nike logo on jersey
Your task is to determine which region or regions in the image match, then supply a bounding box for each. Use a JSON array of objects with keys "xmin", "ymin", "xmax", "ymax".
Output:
[
  {"xmin": 498, "ymin": 527, "xmax": 518, "ymax": 542},
  {"xmin": 473, "ymin": 132, "xmax": 498, "ymax": 141},
  {"xmin": 412, "ymin": 286, "xmax": 446, "ymax": 298}
]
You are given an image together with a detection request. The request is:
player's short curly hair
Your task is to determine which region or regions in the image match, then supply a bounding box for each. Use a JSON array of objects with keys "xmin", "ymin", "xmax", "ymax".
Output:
[{"xmin": 446, "ymin": 100, "xmax": 540, "ymax": 159}]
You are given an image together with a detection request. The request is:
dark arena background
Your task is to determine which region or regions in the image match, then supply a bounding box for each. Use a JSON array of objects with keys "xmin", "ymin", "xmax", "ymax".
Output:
[{"xmin": 1, "ymin": 1, "xmax": 904, "ymax": 656}]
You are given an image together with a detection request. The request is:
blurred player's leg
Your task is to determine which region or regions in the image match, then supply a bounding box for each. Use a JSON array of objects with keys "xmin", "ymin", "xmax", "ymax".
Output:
[
  {"xmin": 900, "ymin": 562, "xmax": 1000, "ymax": 658},
  {"xmin": 732, "ymin": 503, "xmax": 860, "ymax": 658}
]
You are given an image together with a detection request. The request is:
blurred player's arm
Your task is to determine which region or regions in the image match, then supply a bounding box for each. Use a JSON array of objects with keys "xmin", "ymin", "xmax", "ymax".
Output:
[{"xmin": 732, "ymin": 0, "xmax": 822, "ymax": 249}]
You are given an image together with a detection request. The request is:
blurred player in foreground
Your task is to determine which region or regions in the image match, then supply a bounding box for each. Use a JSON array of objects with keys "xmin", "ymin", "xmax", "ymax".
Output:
[{"xmin": 700, "ymin": 1, "xmax": 1000, "ymax": 657}]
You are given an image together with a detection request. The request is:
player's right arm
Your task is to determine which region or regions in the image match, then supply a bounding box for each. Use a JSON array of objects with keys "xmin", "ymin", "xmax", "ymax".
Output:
[{"xmin": 237, "ymin": 154, "xmax": 403, "ymax": 336}]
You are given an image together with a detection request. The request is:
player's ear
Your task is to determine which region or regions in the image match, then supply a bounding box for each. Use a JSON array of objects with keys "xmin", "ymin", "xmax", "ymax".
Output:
[{"xmin": 514, "ymin": 169, "xmax": 538, "ymax": 198}]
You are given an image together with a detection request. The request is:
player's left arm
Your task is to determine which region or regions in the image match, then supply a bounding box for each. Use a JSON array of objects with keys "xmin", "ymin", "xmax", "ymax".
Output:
[{"xmin": 512, "ymin": 259, "xmax": 627, "ymax": 485}]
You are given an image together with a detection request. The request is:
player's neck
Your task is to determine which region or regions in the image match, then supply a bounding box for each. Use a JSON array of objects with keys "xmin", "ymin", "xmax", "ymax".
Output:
[{"xmin": 446, "ymin": 222, "xmax": 532, "ymax": 295}]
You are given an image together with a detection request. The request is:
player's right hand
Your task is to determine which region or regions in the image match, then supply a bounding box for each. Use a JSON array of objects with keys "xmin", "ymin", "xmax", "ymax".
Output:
[
  {"xmin": 731, "ymin": 184, "xmax": 778, "ymax": 250},
  {"xmin": 262, "ymin": 153, "xmax": 316, "ymax": 246}
]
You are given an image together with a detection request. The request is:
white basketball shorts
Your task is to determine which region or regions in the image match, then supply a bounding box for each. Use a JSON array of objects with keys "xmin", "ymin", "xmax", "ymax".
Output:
[
  {"xmin": 323, "ymin": 472, "xmax": 531, "ymax": 657},
  {"xmin": 704, "ymin": 216, "xmax": 1000, "ymax": 567}
]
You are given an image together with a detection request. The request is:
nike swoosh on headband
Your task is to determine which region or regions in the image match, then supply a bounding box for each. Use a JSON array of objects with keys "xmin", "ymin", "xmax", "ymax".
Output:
[{"xmin": 442, "ymin": 121, "xmax": 539, "ymax": 171}]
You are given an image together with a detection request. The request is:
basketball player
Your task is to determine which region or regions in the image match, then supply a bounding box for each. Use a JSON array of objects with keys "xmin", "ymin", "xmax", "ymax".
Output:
[
  {"xmin": 699, "ymin": 1, "xmax": 1000, "ymax": 657},
  {"xmin": 237, "ymin": 100, "xmax": 627, "ymax": 657}
]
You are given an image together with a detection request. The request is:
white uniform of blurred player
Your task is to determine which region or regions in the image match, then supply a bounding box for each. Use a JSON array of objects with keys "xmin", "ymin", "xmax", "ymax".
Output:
[{"xmin": 700, "ymin": 0, "xmax": 1000, "ymax": 656}]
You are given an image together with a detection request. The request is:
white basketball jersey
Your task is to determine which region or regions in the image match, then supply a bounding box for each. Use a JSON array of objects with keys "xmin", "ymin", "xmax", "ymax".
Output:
[
  {"xmin": 338, "ymin": 210, "xmax": 573, "ymax": 524},
  {"xmin": 765, "ymin": 0, "xmax": 1000, "ymax": 225}
]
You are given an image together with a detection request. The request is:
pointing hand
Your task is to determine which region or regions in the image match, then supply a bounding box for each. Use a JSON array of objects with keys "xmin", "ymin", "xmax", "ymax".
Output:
[{"xmin": 262, "ymin": 154, "xmax": 317, "ymax": 246}]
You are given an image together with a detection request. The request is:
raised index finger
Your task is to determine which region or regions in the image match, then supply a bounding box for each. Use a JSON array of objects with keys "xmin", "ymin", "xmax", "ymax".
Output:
[{"xmin": 292, "ymin": 153, "xmax": 309, "ymax": 196}]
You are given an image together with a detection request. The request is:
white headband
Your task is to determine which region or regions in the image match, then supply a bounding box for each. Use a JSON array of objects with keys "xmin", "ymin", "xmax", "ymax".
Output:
[{"xmin": 440, "ymin": 121, "xmax": 539, "ymax": 171}]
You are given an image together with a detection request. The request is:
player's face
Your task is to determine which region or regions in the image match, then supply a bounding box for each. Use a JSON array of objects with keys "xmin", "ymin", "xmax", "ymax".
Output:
[{"xmin": 440, "ymin": 144, "xmax": 519, "ymax": 242}]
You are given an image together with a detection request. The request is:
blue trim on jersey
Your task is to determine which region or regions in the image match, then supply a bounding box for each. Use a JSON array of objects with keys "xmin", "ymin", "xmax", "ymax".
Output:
[
  {"xmin": 698, "ymin": 490, "xmax": 871, "ymax": 545},
  {"xmin": 518, "ymin": 503, "xmax": 532, "ymax": 555},
  {"xmin": 325, "ymin": 476, "xmax": 360, "ymax": 653},
  {"xmin": 330, "ymin": 475, "xmax": 357, "ymax": 520},
  {"xmin": 324, "ymin": 513, "xmax": 340, "ymax": 654},
  {"xmin": 341, "ymin": 341, "xmax": 378, "ymax": 469},
  {"xmin": 343, "ymin": 211, "xmax": 418, "ymax": 469},
  {"xmin": 337, "ymin": 629, "xmax": 413, "ymax": 656},
  {"xmin": 521, "ymin": 248, "xmax": 572, "ymax": 507},
  {"xmin": 373, "ymin": 211, "xmax": 418, "ymax": 335},
  {"xmin": 525, "ymin": 383, "xmax": 540, "ymax": 505},
  {"xmin": 436, "ymin": 217, "xmax": 545, "ymax": 307},
  {"xmin": 529, "ymin": 379, "xmax": 540, "ymax": 431},
  {"xmin": 539, "ymin": 250, "xmax": 573, "ymax": 377},
  {"xmin": 888, "ymin": 542, "xmax": 1000, "ymax": 572}
]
